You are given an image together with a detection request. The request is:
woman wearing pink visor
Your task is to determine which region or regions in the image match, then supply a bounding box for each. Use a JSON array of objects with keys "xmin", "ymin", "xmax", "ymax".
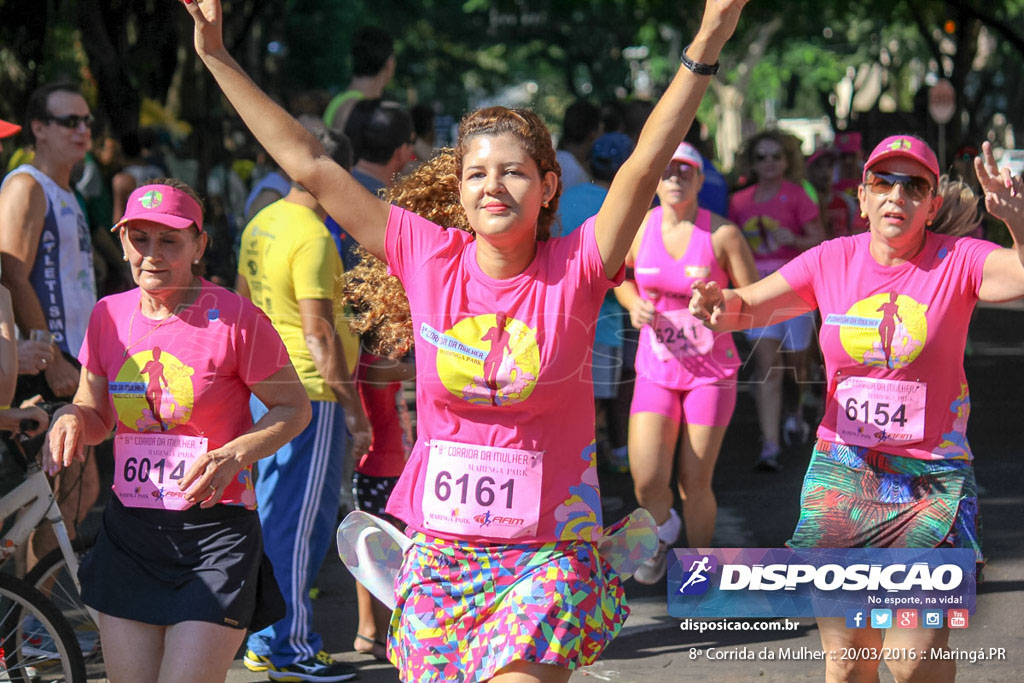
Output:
[
  {"xmin": 43, "ymin": 180, "xmax": 311, "ymax": 682},
  {"xmin": 691, "ymin": 136, "xmax": 1024, "ymax": 680},
  {"xmin": 615, "ymin": 142, "xmax": 758, "ymax": 584}
]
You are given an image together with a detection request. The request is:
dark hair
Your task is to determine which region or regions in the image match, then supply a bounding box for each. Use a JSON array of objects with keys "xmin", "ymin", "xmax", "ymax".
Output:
[
  {"xmin": 344, "ymin": 99, "xmax": 413, "ymax": 165},
  {"xmin": 411, "ymin": 103, "xmax": 436, "ymax": 143},
  {"xmin": 560, "ymin": 100, "xmax": 601, "ymax": 147},
  {"xmin": 24, "ymin": 82, "xmax": 82, "ymax": 144},
  {"xmin": 351, "ymin": 26, "xmax": 394, "ymax": 78},
  {"xmin": 455, "ymin": 107, "xmax": 561, "ymax": 240}
]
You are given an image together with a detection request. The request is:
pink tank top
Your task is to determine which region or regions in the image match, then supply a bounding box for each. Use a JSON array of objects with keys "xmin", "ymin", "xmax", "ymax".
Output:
[{"xmin": 633, "ymin": 207, "xmax": 739, "ymax": 390}]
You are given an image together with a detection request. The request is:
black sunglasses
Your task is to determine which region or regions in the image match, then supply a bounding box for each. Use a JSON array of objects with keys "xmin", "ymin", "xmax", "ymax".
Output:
[
  {"xmin": 864, "ymin": 171, "xmax": 934, "ymax": 201},
  {"xmin": 42, "ymin": 114, "xmax": 95, "ymax": 129}
]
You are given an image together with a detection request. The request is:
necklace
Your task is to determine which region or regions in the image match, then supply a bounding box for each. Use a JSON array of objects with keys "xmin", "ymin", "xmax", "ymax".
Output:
[
  {"xmin": 122, "ymin": 306, "xmax": 175, "ymax": 358},
  {"xmin": 122, "ymin": 282, "xmax": 201, "ymax": 358}
]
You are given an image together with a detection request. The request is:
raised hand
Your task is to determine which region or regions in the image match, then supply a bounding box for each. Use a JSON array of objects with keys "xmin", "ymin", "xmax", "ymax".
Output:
[
  {"xmin": 697, "ymin": 0, "xmax": 751, "ymax": 45},
  {"xmin": 180, "ymin": 0, "xmax": 225, "ymax": 57},
  {"xmin": 975, "ymin": 141, "xmax": 1024, "ymax": 228}
]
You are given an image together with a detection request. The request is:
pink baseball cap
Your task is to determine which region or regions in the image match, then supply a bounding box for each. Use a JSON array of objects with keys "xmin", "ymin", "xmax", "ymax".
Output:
[
  {"xmin": 863, "ymin": 135, "xmax": 941, "ymax": 182},
  {"xmin": 806, "ymin": 146, "xmax": 837, "ymax": 167},
  {"xmin": 0, "ymin": 118, "xmax": 21, "ymax": 139},
  {"xmin": 114, "ymin": 184, "xmax": 204, "ymax": 232},
  {"xmin": 671, "ymin": 142, "xmax": 704, "ymax": 174}
]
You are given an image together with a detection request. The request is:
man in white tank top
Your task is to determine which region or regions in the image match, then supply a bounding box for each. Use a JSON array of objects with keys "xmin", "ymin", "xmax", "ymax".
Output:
[{"xmin": 0, "ymin": 82, "xmax": 99, "ymax": 568}]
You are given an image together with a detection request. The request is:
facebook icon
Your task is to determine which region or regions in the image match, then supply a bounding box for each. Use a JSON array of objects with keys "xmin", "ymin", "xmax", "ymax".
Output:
[{"xmin": 846, "ymin": 609, "xmax": 867, "ymax": 629}]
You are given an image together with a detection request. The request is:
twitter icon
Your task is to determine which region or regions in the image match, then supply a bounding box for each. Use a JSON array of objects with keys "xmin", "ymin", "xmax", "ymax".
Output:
[{"xmin": 870, "ymin": 609, "xmax": 893, "ymax": 629}]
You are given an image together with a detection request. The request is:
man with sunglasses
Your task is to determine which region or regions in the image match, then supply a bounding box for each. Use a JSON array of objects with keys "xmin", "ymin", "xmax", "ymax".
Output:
[{"xmin": 0, "ymin": 82, "xmax": 99, "ymax": 569}]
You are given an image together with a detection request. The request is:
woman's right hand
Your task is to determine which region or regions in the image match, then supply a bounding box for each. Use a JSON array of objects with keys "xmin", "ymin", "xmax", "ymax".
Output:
[
  {"xmin": 689, "ymin": 280, "xmax": 726, "ymax": 328},
  {"xmin": 181, "ymin": 0, "xmax": 225, "ymax": 57},
  {"xmin": 42, "ymin": 405, "xmax": 84, "ymax": 476}
]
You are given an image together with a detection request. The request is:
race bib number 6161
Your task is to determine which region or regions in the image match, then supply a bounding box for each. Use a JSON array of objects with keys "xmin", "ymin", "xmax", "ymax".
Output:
[{"xmin": 421, "ymin": 439, "xmax": 542, "ymax": 539}]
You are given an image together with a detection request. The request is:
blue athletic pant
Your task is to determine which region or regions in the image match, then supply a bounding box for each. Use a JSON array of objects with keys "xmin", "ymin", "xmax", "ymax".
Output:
[{"xmin": 246, "ymin": 398, "xmax": 345, "ymax": 666}]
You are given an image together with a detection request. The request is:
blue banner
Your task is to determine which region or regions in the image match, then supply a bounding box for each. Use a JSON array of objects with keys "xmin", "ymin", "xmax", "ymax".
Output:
[{"xmin": 668, "ymin": 548, "xmax": 976, "ymax": 619}]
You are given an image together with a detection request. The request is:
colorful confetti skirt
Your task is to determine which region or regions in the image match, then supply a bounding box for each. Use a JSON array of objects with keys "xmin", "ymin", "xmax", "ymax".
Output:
[
  {"xmin": 787, "ymin": 439, "xmax": 982, "ymax": 563},
  {"xmin": 388, "ymin": 533, "xmax": 628, "ymax": 682}
]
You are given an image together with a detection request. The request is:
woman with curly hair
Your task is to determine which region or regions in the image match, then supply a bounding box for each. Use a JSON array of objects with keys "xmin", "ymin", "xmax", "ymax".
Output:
[
  {"xmin": 182, "ymin": 0, "xmax": 749, "ymax": 679},
  {"xmin": 729, "ymin": 129, "xmax": 825, "ymax": 471},
  {"xmin": 341, "ymin": 151, "xmax": 470, "ymax": 661}
]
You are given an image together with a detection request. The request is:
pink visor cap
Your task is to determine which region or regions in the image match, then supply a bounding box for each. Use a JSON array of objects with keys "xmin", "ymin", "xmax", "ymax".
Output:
[
  {"xmin": 671, "ymin": 142, "xmax": 704, "ymax": 174},
  {"xmin": 114, "ymin": 184, "xmax": 204, "ymax": 232},
  {"xmin": 863, "ymin": 135, "xmax": 940, "ymax": 182}
]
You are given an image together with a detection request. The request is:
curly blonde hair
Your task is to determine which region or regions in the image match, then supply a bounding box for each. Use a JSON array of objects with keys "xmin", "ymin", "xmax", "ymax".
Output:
[{"xmin": 341, "ymin": 149, "xmax": 471, "ymax": 358}]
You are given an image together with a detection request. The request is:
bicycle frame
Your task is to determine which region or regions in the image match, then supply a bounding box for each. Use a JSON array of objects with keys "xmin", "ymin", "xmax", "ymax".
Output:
[{"xmin": 0, "ymin": 459, "xmax": 97, "ymax": 622}]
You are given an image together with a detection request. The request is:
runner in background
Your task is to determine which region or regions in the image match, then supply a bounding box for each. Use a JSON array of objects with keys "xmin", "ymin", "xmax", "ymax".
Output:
[
  {"xmin": 616, "ymin": 142, "xmax": 758, "ymax": 584},
  {"xmin": 181, "ymin": 0, "xmax": 749, "ymax": 679},
  {"xmin": 691, "ymin": 137, "xmax": 1024, "ymax": 682},
  {"xmin": 729, "ymin": 130, "xmax": 824, "ymax": 471}
]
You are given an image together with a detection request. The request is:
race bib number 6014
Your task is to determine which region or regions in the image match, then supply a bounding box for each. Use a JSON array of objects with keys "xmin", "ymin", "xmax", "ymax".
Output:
[{"xmin": 421, "ymin": 439, "xmax": 542, "ymax": 539}]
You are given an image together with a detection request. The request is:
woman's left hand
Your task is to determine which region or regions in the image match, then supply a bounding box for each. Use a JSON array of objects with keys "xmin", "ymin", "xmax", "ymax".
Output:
[
  {"xmin": 179, "ymin": 447, "xmax": 245, "ymax": 508},
  {"xmin": 975, "ymin": 141, "xmax": 1024, "ymax": 227}
]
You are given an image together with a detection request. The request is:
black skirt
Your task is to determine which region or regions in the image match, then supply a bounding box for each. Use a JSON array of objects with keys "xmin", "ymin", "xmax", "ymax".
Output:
[{"xmin": 79, "ymin": 497, "xmax": 284, "ymax": 630}]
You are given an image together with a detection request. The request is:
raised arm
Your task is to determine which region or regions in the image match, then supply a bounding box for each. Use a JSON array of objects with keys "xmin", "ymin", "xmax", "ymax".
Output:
[
  {"xmin": 975, "ymin": 141, "xmax": 1024, "ymax": 302},
  {"xmin": 594, "ymin": 0, "xmax": 749, "ymax": 278},
  {"xmin": 181, "ymin": 0, "xmax": 390, "ymax": 260}
]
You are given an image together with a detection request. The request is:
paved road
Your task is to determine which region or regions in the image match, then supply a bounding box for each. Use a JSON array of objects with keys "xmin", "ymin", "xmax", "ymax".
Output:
[{"xmin": 215, "ymin": 300, "xmax": 1020, "ymax": 681}]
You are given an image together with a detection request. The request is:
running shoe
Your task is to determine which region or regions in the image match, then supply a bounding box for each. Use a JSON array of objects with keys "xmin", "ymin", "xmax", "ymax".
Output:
[
  {"xmin": 634, "ymin": 539, "xmax": 673, "ymax": 585},
  {"xmin": 266, "ymin": 650, "xmax": 359, "ymax": 682},
  {"xmin": 755, "ymin": 442, "xmax": 782, "ymax": 472},
  {"xmin": 243, "ymin": 649, "xmax": 273, "ymax": 672},
  {"xmin": 782, "ymin": 414, "xmax": 811, "ymax": 447}
]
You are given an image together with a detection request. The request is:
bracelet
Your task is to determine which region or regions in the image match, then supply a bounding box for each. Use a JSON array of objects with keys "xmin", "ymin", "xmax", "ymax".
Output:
[{"xmin": 680, "ymin": 44, "xmax": 720, "ymax": 76}]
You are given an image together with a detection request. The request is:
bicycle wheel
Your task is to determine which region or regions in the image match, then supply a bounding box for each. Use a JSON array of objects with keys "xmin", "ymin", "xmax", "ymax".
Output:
[
  {"xmin": 24, "ymin": 548, "xmax": 102, "ymax": 677},
  {"xmin": 0, "ymin": 573, "xmax": 86, "ymax": 682}
]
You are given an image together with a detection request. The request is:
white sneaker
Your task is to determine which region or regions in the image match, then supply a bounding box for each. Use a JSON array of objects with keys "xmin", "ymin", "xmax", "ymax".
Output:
[
  {"xmin": 634, "ymin": 510, "xmax": 682, "ymax": 585},
  {"xmin": 634, "ymin": 539, "xmax": 672, "ymax": 585}
]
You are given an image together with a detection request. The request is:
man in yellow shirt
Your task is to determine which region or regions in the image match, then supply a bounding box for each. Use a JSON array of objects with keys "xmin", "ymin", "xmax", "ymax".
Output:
[{"xmin": 236, "ymin": 126, "xmax": 369, "ymax": 682}]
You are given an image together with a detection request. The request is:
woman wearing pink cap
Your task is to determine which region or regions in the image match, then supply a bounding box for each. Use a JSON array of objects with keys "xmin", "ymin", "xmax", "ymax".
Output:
[
  {"xmin": 615, "ymin": 141, "xmax": 758, "ymax": 584},
  {"xmin": 43, "ymin": 179, "xmax": 311, "ymax": 682},
  {"xmin": 691, "ymin": 136, "xmax": 1024, "ymax": 681}
]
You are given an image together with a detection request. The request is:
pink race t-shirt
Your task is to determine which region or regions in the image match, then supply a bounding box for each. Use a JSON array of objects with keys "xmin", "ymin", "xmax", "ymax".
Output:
[
  {"xmin": 729, "ymin": 180, "xmax": 819, "ymax": 277},
  {"xmin": 383, "ymin": 206, "xmax": 623, "ymax": 544},
  {"xmin": 779, "ymin": 232, "xmax": 999, "ymax": 461},
  {"xmin": 79, "ymin": 280, "xmax": 291, "ymax": 508}
]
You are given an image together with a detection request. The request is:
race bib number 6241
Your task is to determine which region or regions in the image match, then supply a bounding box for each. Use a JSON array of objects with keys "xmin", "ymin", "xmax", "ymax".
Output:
[{"xmin": 421, "ymin": 440, "xmax": 542, "ymax": 539}]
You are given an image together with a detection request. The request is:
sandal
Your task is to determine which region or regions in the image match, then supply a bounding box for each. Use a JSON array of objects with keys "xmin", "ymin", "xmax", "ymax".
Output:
[{"xmin": 354, "ymin": 633, "xmax": 388, "ymax": 662}]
